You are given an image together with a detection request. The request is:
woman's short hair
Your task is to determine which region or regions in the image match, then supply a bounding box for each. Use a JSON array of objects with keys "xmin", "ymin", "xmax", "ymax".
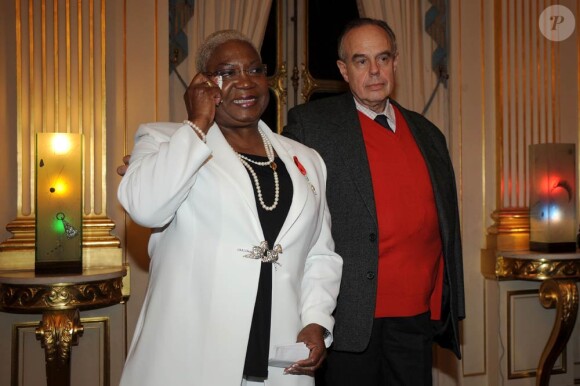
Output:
[{"xmin": 196, "ymin": 30, "xmax": 258, "ymax": 72}]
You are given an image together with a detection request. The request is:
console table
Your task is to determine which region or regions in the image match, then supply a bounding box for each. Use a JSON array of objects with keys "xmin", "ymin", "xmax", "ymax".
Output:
[
  {"xmin": 495, "ymin": 251, "xmax": 580, "ymax": 386},
  {"xmin": 0, "ymin": 267, "xmax": 126, "ymax": 386}
]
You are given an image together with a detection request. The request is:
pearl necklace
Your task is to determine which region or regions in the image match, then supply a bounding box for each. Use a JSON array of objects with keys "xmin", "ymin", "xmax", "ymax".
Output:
[{"xmin": 236, "ymin": 128, "xmax": 279, "ymax": 211}]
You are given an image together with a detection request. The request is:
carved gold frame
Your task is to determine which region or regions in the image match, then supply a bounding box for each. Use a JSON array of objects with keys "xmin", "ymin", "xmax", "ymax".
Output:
[
  {"xmin": 300, "ymin": 0, "xmax": 350, "ymax": 102},
  {"xmin": 11, "ymin": 317, "xmax": 111, "ymax": 386},
  {"xmin": 266, "ymin": 0, "xmax": 287, "ymax": 134},
  {"xmin": 2, "ymin": 267, "xmax": 125, "ymax": 386},
  {"xmin": 507, "ymin": 289, "xmax": 566, "ymax": 380}
]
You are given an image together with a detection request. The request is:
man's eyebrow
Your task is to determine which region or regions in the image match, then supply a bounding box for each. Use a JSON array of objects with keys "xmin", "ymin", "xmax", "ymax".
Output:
[
  {"xmin": 351, "ymin": 53, "xmax": 368, "ymax": 60},
  {"xmin": 377, "ymin": 50, "xmax": 394, "ymax": 57},
  {"xmin": 349, "ymin": 50, "xmax": 393, "ymax": 60}
]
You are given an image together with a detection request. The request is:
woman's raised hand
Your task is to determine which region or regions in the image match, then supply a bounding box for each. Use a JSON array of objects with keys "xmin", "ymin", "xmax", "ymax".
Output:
[{"xmin": 183, "ymin": 73, "xmax": 222, "ymax": 132}]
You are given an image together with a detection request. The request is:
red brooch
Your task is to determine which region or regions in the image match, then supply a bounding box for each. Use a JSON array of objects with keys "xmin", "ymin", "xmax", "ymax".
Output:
[
  {"xmin": 293, "ymin": 156, "xmax": 317, "ymax": 195},
  {"xmin": 294, "ymin": 156, "xmax": 307, "ymax": 175}
]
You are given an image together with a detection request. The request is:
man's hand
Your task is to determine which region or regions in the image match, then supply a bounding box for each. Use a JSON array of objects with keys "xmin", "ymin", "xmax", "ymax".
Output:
[
  {"xmin": 117, "ymin": 154, "xmax": 131, "ymax": 177},
  {"xmin": 284, "ymin": 323, "xmax": 327, "ymax": 377}
]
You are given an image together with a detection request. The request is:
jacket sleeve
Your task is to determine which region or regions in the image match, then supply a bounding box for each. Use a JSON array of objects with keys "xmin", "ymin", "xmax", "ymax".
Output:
[
  {"xmin": 117, "ymin": 122, "xmax": 212, "ymax": 228},
  {"xmin": 282, "ymin": 106, "xmax": 306, "ymax": 143},
  {"xmin": 299, "ymin": 150, "xmax": 342, "ymax": 347}
]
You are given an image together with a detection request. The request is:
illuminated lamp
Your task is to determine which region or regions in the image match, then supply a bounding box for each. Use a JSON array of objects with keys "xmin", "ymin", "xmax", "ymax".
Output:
[
  {"xmin": 35, "ymin": 133, "xmax": 83, "ymax": 274},
  {"xmin": 529, "ymin": 143, "xmax": 577, "ymax": 253}
]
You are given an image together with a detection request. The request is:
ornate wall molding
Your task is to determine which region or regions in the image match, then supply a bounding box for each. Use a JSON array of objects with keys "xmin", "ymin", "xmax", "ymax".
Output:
[
  {"xmin": 1, "ymin": 0, "xmax": 120, "ymax": 254},
  {"xmin": 0, "ymin": 278, "xmax": 123, "ymax": 313}
]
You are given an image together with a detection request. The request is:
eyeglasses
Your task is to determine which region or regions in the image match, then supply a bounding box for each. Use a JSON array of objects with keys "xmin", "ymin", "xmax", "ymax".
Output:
[{"xmin": 206, "ymin": 64, "xmax": 268, "ymax": 80}]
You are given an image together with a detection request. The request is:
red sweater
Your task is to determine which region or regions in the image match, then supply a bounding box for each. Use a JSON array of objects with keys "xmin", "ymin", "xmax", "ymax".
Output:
[{"xmin": 359, "ymin": 108, "xmax": 444, "ymax": 320}]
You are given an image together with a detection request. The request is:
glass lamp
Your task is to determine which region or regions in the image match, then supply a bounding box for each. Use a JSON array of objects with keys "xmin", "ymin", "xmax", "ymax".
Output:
[
  {"xmin": 35, "ymin": 133, "xmax": 83, "ymax": 274},
  {"xmin": 529, "ymin": 143, "xmax": 577, "ymax": 253}
]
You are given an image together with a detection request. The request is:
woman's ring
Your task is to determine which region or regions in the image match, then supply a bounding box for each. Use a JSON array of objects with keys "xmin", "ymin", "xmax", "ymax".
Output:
[{"xmin": 205, "ymin": 81, "xmax": 212, "ymax": 87}]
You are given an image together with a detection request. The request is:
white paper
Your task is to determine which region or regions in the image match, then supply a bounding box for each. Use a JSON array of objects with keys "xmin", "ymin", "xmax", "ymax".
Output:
[{"xmin": 268, "ymin": 342, "xmax": 310, "ymax": 368}]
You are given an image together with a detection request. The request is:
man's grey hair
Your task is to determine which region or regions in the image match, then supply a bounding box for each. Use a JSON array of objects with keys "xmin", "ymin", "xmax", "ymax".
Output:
[
  {"xmin": 337, "ymin": 18, "xmax": 398, "ymax": 61},
  {"xmin": 196, "ymin": 30, "xmax": 259, "ymax": 72}
]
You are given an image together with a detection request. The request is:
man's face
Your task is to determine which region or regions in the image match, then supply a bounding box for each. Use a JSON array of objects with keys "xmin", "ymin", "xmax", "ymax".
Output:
[{"xmin": 337, "ymin": 24, "xmax": 398, "ymax": 113}]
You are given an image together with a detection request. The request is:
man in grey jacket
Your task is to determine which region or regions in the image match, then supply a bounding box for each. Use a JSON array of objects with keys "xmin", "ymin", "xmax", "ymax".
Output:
[{"xmin": 284, "ymin": 18, "xmax": 465, "ymax": 386}]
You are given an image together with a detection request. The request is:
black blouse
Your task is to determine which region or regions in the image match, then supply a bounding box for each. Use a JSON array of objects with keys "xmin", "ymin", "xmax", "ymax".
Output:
[{"xmin": 241, "ymin": 154, "xmax": 293, "ymax": 378}]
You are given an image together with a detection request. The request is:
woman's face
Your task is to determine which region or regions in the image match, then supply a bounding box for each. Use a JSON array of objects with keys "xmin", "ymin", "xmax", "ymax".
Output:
[{"xmin": 205, "ymin": 40, "xmax": 269, "ymax": 130}]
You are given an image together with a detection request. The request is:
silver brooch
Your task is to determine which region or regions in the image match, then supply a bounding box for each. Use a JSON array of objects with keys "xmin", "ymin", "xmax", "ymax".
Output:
[{"xmin": 240, "ymin": 241, "xmax": 283, "ymax": 266}]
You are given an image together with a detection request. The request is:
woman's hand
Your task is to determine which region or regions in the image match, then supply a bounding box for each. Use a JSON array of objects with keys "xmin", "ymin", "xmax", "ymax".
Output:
[
  {"xmin": 284, "ymin": 323, "xmax": 327, "ymax": 377},
  {"xmin": 117, "ymin": 154, "xmax": 131, "ymax": 176},
  {"xmin": 183, "ymin": 73, "xmax": 222, "ymax": 133}
]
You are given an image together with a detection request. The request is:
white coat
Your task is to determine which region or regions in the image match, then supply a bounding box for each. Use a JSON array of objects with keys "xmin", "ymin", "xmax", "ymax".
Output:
[{"xmin": 117, "ymin": 121, "xmax": 342, "ymax": 386}]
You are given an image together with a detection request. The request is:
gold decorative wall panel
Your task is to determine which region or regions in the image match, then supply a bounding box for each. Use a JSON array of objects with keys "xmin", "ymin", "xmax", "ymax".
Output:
[
  {"xmin": 1, "ymin": 0, "xmax": 120, "ymax": 257},
  {"xmin": 488, "ymin": 0, "xmax": 566, "ymax": 251},
  {"xmin": 507, "ymin": 290, "xmax": 565, "ymax": 380},
  {"xmin": 499, "ymin": 0, "xmax": 562, "ymax": 209}
]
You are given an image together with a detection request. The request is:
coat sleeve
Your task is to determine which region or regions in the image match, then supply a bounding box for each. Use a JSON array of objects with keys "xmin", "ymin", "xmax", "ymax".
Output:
[
  {"xmin": 117, "ymin": 122, "xmax": 212, "ymax": 228},
  {"xmin": 282, "ymin": 106, "xmax": 306, "ymax": 143},
  {"xmin": 299, "ymin": 150, "xmax": 342, "ymax": 347}
]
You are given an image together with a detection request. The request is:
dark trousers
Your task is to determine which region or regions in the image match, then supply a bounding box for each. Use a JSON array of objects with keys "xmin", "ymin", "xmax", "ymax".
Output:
[{"xmin": 320, "ymin": 312, "xmax": 433, "ymax": 386}]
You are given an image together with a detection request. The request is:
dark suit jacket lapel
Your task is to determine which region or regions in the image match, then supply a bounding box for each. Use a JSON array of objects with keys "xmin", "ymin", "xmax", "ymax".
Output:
[
  {"xmin": 327, "ymin": 94, "xmax": 377, "ymax": 226},
  {"xmin": 392, "ymin": 100, "xmax": 452, "ymax": 247}
]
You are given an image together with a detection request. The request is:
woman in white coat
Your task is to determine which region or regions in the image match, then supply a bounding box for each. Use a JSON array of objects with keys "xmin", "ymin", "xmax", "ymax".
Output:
[{"xmin": 117, "ymin": 30, "xmax": 342, "ymax": 386}]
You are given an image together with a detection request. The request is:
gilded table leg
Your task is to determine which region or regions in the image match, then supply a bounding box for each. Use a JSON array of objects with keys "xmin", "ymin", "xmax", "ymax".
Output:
[
  {"xmin": 35, "ymin": 309, "xmax": 84, "ymax": 386},
  {"xmin": 536, "ymin": 279, "xmax": 578, "ymax": 386}
]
